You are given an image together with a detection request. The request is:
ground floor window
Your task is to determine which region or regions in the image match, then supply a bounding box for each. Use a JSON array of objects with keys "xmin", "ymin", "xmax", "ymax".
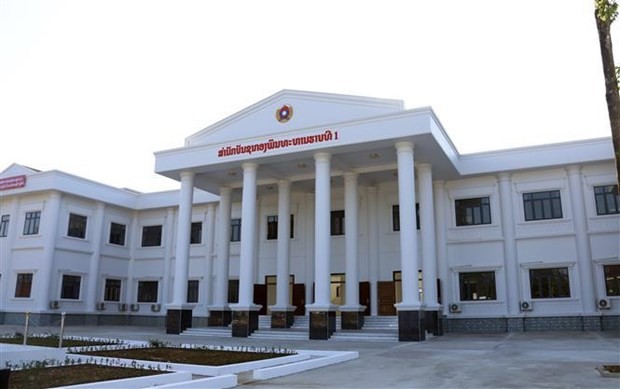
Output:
[
  {"xmin": 228, "ymin": 279, "xmax": 239, "ymax": 303},
  {"xmin": 137, "ymin": 281, "xmax": 158, "ymax": 302},
  {"xmin": 15, "ymin": 273, "xmax": 33, "ymax": 298},
  {"xmin": 604, "ymin": 264, "xmax": 620, "ymax": 296},
  {"xmin": 529, "ymin": 267, "xmax": 570, "ymax": 298},
  {"xmin": 231, "ymin": 219, "xmax": 241, "ymax": 242},
  {"xmin": 60, "ymin": 274, "xmax": 82, "ymax": 300},
  {"xmin": 104, "ymin": 279, "xmax": 121, "ymax": 301},
  {"xmin": 459, "ymin": 271, "xmax": 497, "ymax": 301},
  {"xmin": 187, "ymin": 280, "xmax": 199, "ymax": 303}
]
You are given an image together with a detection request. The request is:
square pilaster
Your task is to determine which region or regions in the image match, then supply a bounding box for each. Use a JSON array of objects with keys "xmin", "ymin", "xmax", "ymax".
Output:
[
  {"xmin": 425, "ymin": 310, "xmax": 443, "ymax": 336},
  {"xmin": 231, "ymin": 310, "xmax": 259, "ymax": 337},
  {"xmin": 271, "ymin": 308, "xmax": 295, "ymax": 328},
  {"xmin": 165, "ymin": 308, "xmax": 193, "ymax": 334},
  {"xmin": 341, "ymin": 309, "xmax": 365, "ymax": 330},
  {"xmin": 309, "ymin": 310, "xmax": 336, "ymax": 340},
  {"xmin": 398, "ymin": 309, "xmax": 425, "ymax": 341},
  {"xmin": 208, "ymin": 309, "xmax": 231, "ymax": 327}
]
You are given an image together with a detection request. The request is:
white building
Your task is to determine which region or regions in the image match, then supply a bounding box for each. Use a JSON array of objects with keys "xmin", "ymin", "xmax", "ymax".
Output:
[{"xmin": 1, "ymin": 90, "xmax": 619, "ymax": 341}]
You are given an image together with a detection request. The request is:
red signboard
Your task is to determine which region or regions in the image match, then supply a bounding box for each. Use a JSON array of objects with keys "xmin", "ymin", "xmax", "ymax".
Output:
[{"xmin": 0, "ymin": 175, "xmax": 26, "ymax": 190}]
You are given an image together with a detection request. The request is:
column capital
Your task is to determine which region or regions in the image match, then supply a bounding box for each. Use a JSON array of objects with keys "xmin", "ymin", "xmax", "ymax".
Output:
[
  {"xmin": 343, "ymin": 171, "xmax": 359, "ymax": 181},
  {"xmin": 219, "ymin": 186, "xmax": 232, "ymax": 196},
  {"xmin": 314, "ymin": 152, "xmax": 331, "ymax": 162},
  {"xmin": 497, "ymin": 172, "xmax": 512, "ymax": 182},
  {"xmin": 395, "ymin": 141, "xmax": 415, "ymax": 153},
  {"xmin": 179, "ymin": 171, "xmax": 195, "ymax": 180},
  {"xmin": 416, "ymin": 163, "xmax": 432, "ymax": 173},
  {"xmin": 566, "ymin": 164, "xmax": 581, "ymax": 175},
  {"xmin": 278, "ymin": 179, "xmax": 291, "ymax": 187},
  {"xmin": 242, "ymin": 162, "xmax": 258, "ymax": 172}
]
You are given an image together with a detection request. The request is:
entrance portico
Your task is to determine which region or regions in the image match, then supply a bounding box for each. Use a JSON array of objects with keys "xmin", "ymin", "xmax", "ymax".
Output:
[{"xmin": 155, "ymin": 90, "xmax": 459, "ymax": 340}]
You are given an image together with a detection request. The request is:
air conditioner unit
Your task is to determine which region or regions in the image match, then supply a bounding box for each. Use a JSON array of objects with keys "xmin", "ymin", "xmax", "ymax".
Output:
[
  {"xmin": 130, "ymin": 303, "xmax": 140, "ymax": 312},
  {"xmin": 449, "ymin": 303, "xmax": 461, "ymax": 313},
  {"xmin": 118, "ymin": 303, "xmax": 128, "ymax": 312},
  {"xmin": 598, "ymin": 298, "xmax": 611, "ymax": 310},
  {"xmin": 96, "ymin": 302, "xmax": 106, "ymax": 311},
  {"xmin": 520, "ymin": 301, "xmax": 533, "ymax": 311},
  {"xmin": 49, "ymin": 300, "xmax": 60, "ymax": 309},
  {"xmin": 151, "ymin": 304, "xmax": 161, "ymax": 312}
]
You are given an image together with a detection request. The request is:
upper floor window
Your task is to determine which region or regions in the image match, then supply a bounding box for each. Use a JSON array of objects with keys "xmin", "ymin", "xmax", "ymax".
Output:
[
  {"xmin": 23, "ymin": 211, "xmax": 41, "ymax": 235},
  {"xmin": 455, "ymin": 197, "xmax": 491, "ymax": 226},
  {"xmin": 67, "ymin": 213, "xmax": 88, "ymax": 239},
  {"xmin": 529, "ymin": 267, "xmax": 570, "ymax": 299},
  {"xmin": 109, "ymin": 222, "xmax": 126, "ymax": 246},
  {"xmin": 331, "ymin": 210, "xmax": 345, "ymax": 236},
  {"xmin": 231, "ymin": 218, "xmax": 241, "ymax": 242},
  {"xmin": 60, "ymin": 274, "xmax": 81, "ymax": 300},
  {"xmin": 15, "ymin": 273, "xmax": 33, "ymax": 298},
  {"xmin": 594, "ymin": 185, "xmax": 620, "ymax": 215},
  {"xmin": 392, "ymin": 204, "xmax": 420, "ymax": 231},
  {"xmin": 104, "ymin": 278, "xmax": 122, "ymax": 302},
  {"xmin": 604, "ymin": 264, "xmax": 620, "ymax": 296},
  {"xmin": 459, "ymin": 271, "xmax": 497, "ymax": 301},
  {"xmin": 266, "ymin": 215, "xmax": 295, "ymax": 240},
  {"xmin": 0, "ymin": 215, "xmax": 9, "ymax": 237},
  {"xmin": 141, "ymin": 225, "xmax": 162, "ymax": 247},
  {"xmin": 190, "ymin": 222, "xmax": 202, "ymax": 244},
  {"xmin": 523, "ymin": 190, "xmax": 562, "ymax": 221}
]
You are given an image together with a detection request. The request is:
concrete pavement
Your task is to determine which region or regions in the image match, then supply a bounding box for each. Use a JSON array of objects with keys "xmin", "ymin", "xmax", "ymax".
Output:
[{"xmin": 2, "ymin": 325, "xmax": 618, "ymax": 388}]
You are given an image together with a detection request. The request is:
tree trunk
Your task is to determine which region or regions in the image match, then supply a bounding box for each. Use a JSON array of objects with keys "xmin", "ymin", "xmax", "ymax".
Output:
[{"xmin": 595, "ymin": 7, "xmax": 620, "ymax": 184}]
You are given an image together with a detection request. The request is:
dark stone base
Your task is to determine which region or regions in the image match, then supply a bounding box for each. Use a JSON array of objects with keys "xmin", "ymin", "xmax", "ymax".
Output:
[
  {"xmin": 271, "ymin": 311, "xmax": 294, "ymax": 328},
  {"xmin": 341, "ymin": 311, "xmax": 364, "ymax": 330},
  {"xmin": 208, "ymin": 310, "xmax": 231, "ymax": 327},
  {"xmin": 398, "ymin": 310, "xmax": 425, "ymax": 341},
  {"xmin": 425, "ymin": 310, "xmax": 443, "ymax": 336},
  {"xmin": 232, "ymin": 310, "xmax": 259, "ymax": 337},
  {"xmin": 166, "ymin": 309, "xmax": 192, "ymax": 334},
  {"xmin": 309, "ymin": 311, "xmax": 336, "ymax": 340}
]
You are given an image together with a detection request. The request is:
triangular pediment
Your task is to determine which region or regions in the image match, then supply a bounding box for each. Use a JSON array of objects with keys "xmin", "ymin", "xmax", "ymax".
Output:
[
  {"xmin": 185, "ymin": 90, "xmax": 404, "ymax": 146},
  {"xmin": 1, "ymin": 163, "xmax": 41, "ymax": 178}
]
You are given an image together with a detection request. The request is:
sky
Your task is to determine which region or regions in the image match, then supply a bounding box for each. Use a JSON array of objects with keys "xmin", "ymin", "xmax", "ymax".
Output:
[{"xmin": 0, "ymin": 0, "xmax": 618, "ymax": 193}]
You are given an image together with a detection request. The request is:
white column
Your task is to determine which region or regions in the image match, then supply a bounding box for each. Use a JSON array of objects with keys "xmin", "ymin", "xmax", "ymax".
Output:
[
  {"xmin": 418, "ymin": 164, "xmax": 439, "ymax": 309},
  {"xmin": 498, "ymin": 173, "xmax": 520, "ymax": 315},
  {"xmin": 126, "ymin": 212, "xmax": 139, "ymax": 305},
  {"xmin": 395, "ymin": 142, "xmax": 421, "ymax": 309},
  {"xmin": 212, "ymin": 187, "xmax": 232, "ymax": 308},
  {"xmin": 86, "ymin": 202, "xmax": 106, "ymax": 312},
  {"xmin": 171, "ymin": 171, "xmax": 195, "ymax": 306},
  {"xmin": 311, "ymin": 152, "xmax": 332, "ymax": 309},
  {"xmin": 274, "ymin": 180, "xmax": 292, "ymax": 309},
  {"xmin": 343, "ymin": 172, "xmax": 362, "ymax": 309},
  {"xmin": 304, "ymin": 192, "xmax": 315, "ymax": 308},
  {"xmin": 236, "ymin": 163, "xmax": 259, "ymax": 308},
  {"xmin": 366, "ymin": 186, "xmax": 380, "ymax": 316},
  {"xmin": 202, "ymin": 204, "xmax": 216, "ymax": 309},
  {"xmin": 37, "ymin": 191, "xmax": 62, "ymax": 311},
  {"xmin": 161, "ymin": 208, "xmax": 175, "ymax": 304},
  {"xmin": 567, "ymin": 165, "xmax": 597, "ymax": 313},
  {"xmin": 0, "ymin": 198, "xmax": 19, "ymax": 306},
  {"xmin": 433, "ymin": 181, "xmax": 450, "ymax": 315}
]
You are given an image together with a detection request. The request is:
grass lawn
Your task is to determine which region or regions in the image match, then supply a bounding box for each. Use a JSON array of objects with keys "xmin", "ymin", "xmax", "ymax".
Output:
[{"xmin": 0, "ymin": 335, "xmax": 118, "ymax": 348}]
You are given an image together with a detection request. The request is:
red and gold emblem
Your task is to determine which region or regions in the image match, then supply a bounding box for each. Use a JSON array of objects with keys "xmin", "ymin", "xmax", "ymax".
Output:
[{"xmin": 276, "ymin": 104, "xmax": 293, "ymax": 123}]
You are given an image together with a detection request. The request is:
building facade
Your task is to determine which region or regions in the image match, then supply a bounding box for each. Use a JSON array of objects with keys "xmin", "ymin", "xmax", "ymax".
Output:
[{"xmin": 1, "ymin": 90, "xmax": 619, "ymax": 340}]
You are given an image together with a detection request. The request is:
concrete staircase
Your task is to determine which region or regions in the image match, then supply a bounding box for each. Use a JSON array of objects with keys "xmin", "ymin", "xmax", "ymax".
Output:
[{"xmin": 329, "ymin": 316, "xmax": 399, "ymax": 342}]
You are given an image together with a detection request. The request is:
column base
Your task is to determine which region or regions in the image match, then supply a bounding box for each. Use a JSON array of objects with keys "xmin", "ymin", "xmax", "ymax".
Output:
[
  {"xmin": 398, "ymin": 309, "xmax": 426, "ymax": 342},
  {"xmin": 165, "ymin": 309, "xmax": 193, "ymax": 334},
  {"xmin": 208, "ymin": 309, "xmax": 231, "ymax": 327},
  {"xmin": 425, "ymin": 309, "xmax": 443, "ymax": 336},
  {"xmin": 271, "ymin": 310, "xmax": 295, "ymax": 328},
  {"xmin": 341, "ymin": 309, "xmax": 365, "ymax": 330},
  {"xmin": 309, "ymin": 310, "xmax": 336, "ymax": 340},
  {"xmin": 231, "ymin": 310, "xmax": 259, "ymax": 337}
]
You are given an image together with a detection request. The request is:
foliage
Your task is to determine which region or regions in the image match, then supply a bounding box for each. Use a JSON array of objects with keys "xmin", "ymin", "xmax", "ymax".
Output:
[{"xmin": 595, "ymin": 0, "xmax": 618, "ymax": 23}]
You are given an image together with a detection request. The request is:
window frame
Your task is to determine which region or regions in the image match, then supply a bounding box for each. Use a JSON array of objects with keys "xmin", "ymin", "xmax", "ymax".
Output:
[
  {"xmin": 603, "ymin": 264, "xmax": 620, "ymax": 297},
  {"xmin": 109, "ymin": 222, "xmax": 126, "ymax": 246},
  {"xmin": 141, "ymin": 225, "xmax": 163, "ymax": 247},
  {"xmin": 594, "ymin": 185, "xmax": 620, "ymax": 216},
  {"xmin": 23, "ymin": 211, "xmax": 41, "ymax": 236},
  {"xmin": 391, "ymin": 204, "xmax": 421, "ymax": 232},
  {"xmin": 455, "ymin": 197, "xmax": 491, "ymax": 227},
  {"xmin": 136, "ymin": 280, "xmax": 159, "ymax": 303},
  {"xmin": 528, "ymin": 267, "xmax": 571, "ymax": 299},
  {"xmin": 60, "ymin": 274, "xmax": 82, "ymax": 300},
  {"xmin": 522, "ymin": 190, "xmax": 563, "ymax": 222},
  {"xmin": 266, "ymin": 214, "xmax": 295, "ymax": 240},
  {"xmin": 187, "ymin": 279, "xmax": 199, "ymax": 303},
  {"xmin": 330, "ymin": 210, "xmax": 345, "ymax": 236},
  {"xmin": 67, "ymin": 213, "xmax": 88, "ymax": 239},
  {"xmin": 230, "ymin": 218, "xmax": 241, "ymax": 242},
  {"xmin": 0, "ymin": 214, "xmax": 9, "ymax": 237},
  {"xmin": 458, "ymin": 271, "xmax": 497, "ymax": 301},
  {"xmin": 14, "ymin": 272, "xmax": 34, "ymax": 298},
  {"xmin": 103, "ymin": 278, "xmax": 122, "ymax": 302},
  {"xmin": 190, "ymin": 221, "xmax": 202, "ymax": 244}
]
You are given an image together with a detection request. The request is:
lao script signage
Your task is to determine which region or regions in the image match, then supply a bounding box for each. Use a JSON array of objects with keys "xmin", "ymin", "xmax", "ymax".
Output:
[
  {"xmin": 217, "ymin": 129, "xmax": 339, "ymax": 158},
  {"xmin": 0, "ymin": 175, "xmax": 27, "ymax": 190}
]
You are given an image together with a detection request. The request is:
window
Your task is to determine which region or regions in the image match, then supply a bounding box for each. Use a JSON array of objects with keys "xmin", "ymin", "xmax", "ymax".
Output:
[
  {"xmin": 231, "ymin": 218, "xmax": 241, "ymax": 242},
  {"xmin": 109, "ymin": 222, "xmax": 126, "ymax": 246},
  {"xmin": 529, "ymin": 267, "xmax": 570, "ymax": 299},
  {"xmin": 594, "ymin": 185, "xmax": 620, "ymax": 215},
  {"xmin": 604, "ymin": 264, "xmax": 620, "ymax": 296},
  {"xmin": 141, "ymin": 225, "xmax": 162, "ymax": 247},
  {"xmin": 60, "ymin": 275, "xmax": 81, "ymax": 300},
  {"xmin": 137, "ymin": 281, "xmax": 158, "ymax": 302},
  {"xmin": 523, "ymin": 190, "xmax": 563, "ymax": 221},
  {"xmin": 455, "ymin": 197, "xmax": 491, "ymax": 226},
  {"xmin": 0, "ymin": 215, "xmax": 9, "ymax": 237},
  {"xmin": 187, "ymin": 280, "xmax": 199, "ymax": 303},
  {"xmin": 104, "ymin": 279, "xmax": 122, "ymax": 301},
  {"xmin": 266, "ymin": 215, "xmax": 295, "ymax": 240},
  {"xmin": 392, "ymin": 204, "xmax": 420, "ymax": 231},
  {"xmin": 67, "ymin": 213, "xmax": 88, "ymax": 239},
  {"xmin": 23, "ymin": 211, "xmax": 41, "ymax": 235},
  {"xmin": 190, "ymin": 222, "xmax": 202, "ymax": 244},
  {"xmin": 459, "ymin": 271, "xmax": 497, "ymax": 301},
  {"xmin": 331, "ymin": 210, "xmax": 345, "ymax": 236},
  {"xmin": 15, "ymin": 273, "xmax": 33, "ymax": 298}
]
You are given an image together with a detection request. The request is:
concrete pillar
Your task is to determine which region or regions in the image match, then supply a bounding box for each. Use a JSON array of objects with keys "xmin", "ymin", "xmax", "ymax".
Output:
[
  {"xmin": 498, "ymin": 173, "xmax": 520, "ymax": 317},
  {"xmin": 366, "ymin": 186, "xmax": 380, "ymax": 316},
  {"xmin": 433, "ymin": 181, "xmax": 450, "ymax": 318},
  {"xmin": 37, "ymin": 192, "xmax": 62, "ymax": 312},
  {"xmin": 202, "ymin": 204, "xmax": 216, "ymax": 312},
  {"xmin": 86, "ymin": 202, "xmax": 106, "ymax": 313},
  {"xmin": 161, "ymin": 208, "xmax": 175, "ymax": 305},
  {"xmin": 209, "ymin": 187, "xmax": 232, "ymax": 326},
  {"xmin": 304, "ymin": 192, "xmax": 315, "ymax": 310}
]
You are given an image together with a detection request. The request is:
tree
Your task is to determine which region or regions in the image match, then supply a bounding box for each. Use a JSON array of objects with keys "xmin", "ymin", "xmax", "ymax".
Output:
[{"xmin": 594, "ymin": 0, "xmax": 620, "ymax": 184}]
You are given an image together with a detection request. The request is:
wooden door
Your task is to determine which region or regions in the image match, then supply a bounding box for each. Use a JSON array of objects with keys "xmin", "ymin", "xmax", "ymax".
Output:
[
  {"xmin": 378, "ymin": 281, "xmax": 396, "ymax": 316},
  {"xmin": 359, "ymin": 281, "xmax": 371, "ymax": 316},
  {"xmin": 253, "ymin": 284, "xmax": 267, "ymax": 315},
  {"xmin": 293, "ymin": 284, "xmax": 305, "ymax": 316}
]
